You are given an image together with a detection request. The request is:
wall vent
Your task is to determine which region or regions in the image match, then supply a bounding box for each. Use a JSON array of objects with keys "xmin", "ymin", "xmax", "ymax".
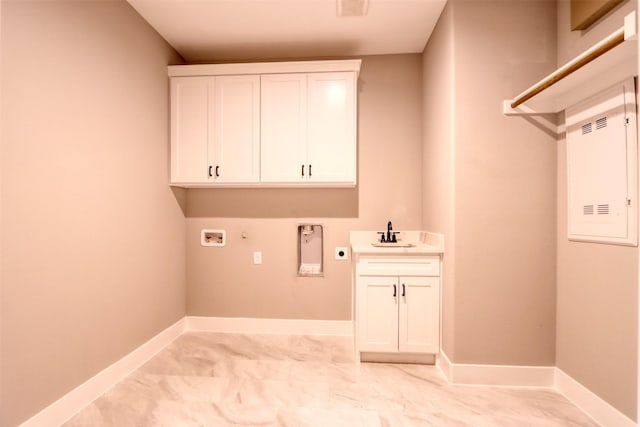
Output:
[
  {"xmin": 337, "ymin": 0, "xmax": 369, "ymax": 16},
  {"xmin": 597, "ymin": 204, "xmax": 610, "ymax": 215},
  {"xmin": 583, "ymin": 205, "xmax": 594, "ymax": 215},
  {"xmin": 596, "ymin": 116, "xmax": 607, "ymax": 130},
  {"xmin": 582, "ymin": 122, "xmax": 592, "ymax": 134}
]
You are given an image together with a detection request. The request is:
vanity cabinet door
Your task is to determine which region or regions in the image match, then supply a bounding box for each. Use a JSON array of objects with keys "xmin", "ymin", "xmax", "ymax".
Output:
[
  {"xmin": 356, "ymin": 276, "xmax": 399, "ymax": 353},
  {"xmin": 398, "ymin": 276, "xmax": 440, "ymax": 354}
]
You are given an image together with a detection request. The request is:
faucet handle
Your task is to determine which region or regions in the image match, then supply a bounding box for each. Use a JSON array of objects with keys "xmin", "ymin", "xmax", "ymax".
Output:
[
  {"xmin": 391, "ymin": 232, "xmax": 398, "ymax": 243},
  {"xmin": 377, "ymin": 232, "xmax": 386, "ymax": 243}
]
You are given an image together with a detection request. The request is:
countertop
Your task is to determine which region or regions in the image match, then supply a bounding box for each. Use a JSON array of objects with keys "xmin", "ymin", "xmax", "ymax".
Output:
[{"xmin": 350, "ymin": 230, "xmax": 444, "ymax": 255}]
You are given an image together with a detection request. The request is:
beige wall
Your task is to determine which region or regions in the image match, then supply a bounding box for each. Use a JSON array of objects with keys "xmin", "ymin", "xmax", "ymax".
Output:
[
  {"xmin": 1, "ymin": 0, "xmax": 636, "ymax": 424},
  {"xmin": 0, "ymin": 1, "xmax": 186, "ymax": 426},
  {"xmin": 186, "ymin": 55, "xmax": 424, "ymax": 319},
  {"xmin": 0, "ymin": 1, "xmax": 4, "ymax": 421},
  {"xmin": 453, "ymin": 0, "xmax": 557, "ymax": 366},
  {"xmin": 423, "ymin": 0, "xmax": 558, "ymax": 366},
  {"xmin": 555, "ymin": 0, "xmax": 638, "ymax": 420},
  {"xmin": 558, "ymin": 0, "xmax": 635, "ymax": 64},
  {"xmin": 422, "ymin": 2, "xmax": 456, "ymax": 357}
]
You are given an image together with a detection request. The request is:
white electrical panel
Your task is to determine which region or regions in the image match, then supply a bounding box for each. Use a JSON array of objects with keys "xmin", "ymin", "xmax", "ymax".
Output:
[{"xmin": 565, "ymin": 77, "xmax": 638, "ymax": 246}]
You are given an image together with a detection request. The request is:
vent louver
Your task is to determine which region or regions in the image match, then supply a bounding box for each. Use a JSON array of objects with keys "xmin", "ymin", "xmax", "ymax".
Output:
[
  {"xmin": 583, "ymin": 205, "xmax": 594, "ymax": 215},
  {"xmin": 596, "ymin": 117, "xmax": 607, "ymax": 129},
  {"xmin": 597, "ymin": 204, "xmax": 610, "ymax": 215},
  {"xmin": 582, "ymin": 123, "xmax": 592, "ymax": 134},
  {"xmin": 337, "ymin": 0, "xmax": 369, "ymax": 16}
]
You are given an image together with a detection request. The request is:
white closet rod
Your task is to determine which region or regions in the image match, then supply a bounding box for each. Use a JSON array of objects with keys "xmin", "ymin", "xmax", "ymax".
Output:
[{"xmin": 510, "ymin": 26, "xmax": 626, "ymax": 109}]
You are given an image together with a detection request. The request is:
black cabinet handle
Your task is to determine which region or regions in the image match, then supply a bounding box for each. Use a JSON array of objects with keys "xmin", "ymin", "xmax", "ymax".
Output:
[
  {"xmin": 301, "ymin": 164, "xmax": 305, "ymax": 177},
  {"xmin": 402, "ymin": 284, "xmax": 406, "ymax": 297},
  {"xmin": 393, "ymin": 284, "xmax": 397, "ymax": 297},
  {"xmin": 309, "ymin": 164, "xmax": 312, "ymax": 176},
  {"xmin": 215, "ymin": 165, "xmax": 220, "ymax": 177},
  {"xmin": 208, "ymin": 165, "xmax": 213, "ymax": 177}
]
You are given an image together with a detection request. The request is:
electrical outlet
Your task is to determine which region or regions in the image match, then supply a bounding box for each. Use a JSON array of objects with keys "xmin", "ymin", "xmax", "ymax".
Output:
[
  {"xmin": 335, "ymin": 247, "xmax": 349, "ymax": 260},
  {"xmin": 253, "ymin": 251, "xmax": 262, "ymax": 265}
]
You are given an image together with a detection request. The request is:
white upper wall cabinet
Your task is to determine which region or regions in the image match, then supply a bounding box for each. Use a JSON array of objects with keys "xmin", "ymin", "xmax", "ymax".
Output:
[
  {"xmin": 260, "ymin": 74, "xmax": 308, "ymax": 183},
  {"xmin": 170, "ymin": 76, "xmax": 211, "ymax": 184},
  {"xmin": 168, "ymin": 60, "xmax": 361, "ymax": 187},
  {"xmin": 307, "ymin": 72, "xmax": 356, "ymax": 184},
  {"xmin": 170, "ymin": 75, "xmax": 260, "ymax": 185},
  {"xmin": 213, "ymin": 75, "xmax": 260, "ymax": 183},
  {"xmin": 261, "ymin": 72, "xmax": 357, "ymax": 184}
]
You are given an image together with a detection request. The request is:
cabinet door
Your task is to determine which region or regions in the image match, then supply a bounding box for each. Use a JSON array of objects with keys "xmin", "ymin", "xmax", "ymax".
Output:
[
  {"xmin": 398, "ymin": 276, "xmax": 440, "ymax": 354},
  {"xmin": 260, "ymin": 74, "xmax": 307, "ymax": 183},
  {"xmin": 170, "ymin": 76, "xmax": 212, "ymax": 184},
  {"xmin": 307, "ymin": 72, "xmax": 356, "ymax": 184},
  {"xmin": 356, "ymin": 276, "xmax": 399, "ymax": 353},
  {"xmin": 212, "ymin": 75, "xmax": 260, "ymax": 183}
]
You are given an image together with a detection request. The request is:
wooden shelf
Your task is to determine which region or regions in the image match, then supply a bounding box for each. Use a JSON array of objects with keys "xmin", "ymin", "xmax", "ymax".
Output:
[{"xmin": 504, "ymin": 12, "xmax": 637, "ymax": 115}]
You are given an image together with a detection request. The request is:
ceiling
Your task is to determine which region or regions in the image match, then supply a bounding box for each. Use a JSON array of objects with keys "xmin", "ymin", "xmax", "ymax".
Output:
[{"xmin": 126, "ymin": 0, "xmax": 448, "ymax": 62}]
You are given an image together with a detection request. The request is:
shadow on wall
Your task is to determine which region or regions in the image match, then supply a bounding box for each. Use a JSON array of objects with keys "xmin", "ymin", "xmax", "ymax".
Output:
[
  {"xmin": 171, "ymin": 187, "xmax": 188, "ymax": 216},
  {"xmin": 185, "ymin": 187, "xmax": 359, "ymax": 218}
]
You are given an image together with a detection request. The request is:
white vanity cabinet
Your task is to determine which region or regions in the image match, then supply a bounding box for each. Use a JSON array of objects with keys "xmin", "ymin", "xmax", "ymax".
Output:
[
  {"xmin": 170, "ymin": 75, "xmax": 260, "ymax": 185},
  {"xmin": 355, "ymin": 256, "xmax": 441, "ymax": 357},
  {"xmin": 168, "ymin": 60, "xmax": 360, "ymax": 187}
]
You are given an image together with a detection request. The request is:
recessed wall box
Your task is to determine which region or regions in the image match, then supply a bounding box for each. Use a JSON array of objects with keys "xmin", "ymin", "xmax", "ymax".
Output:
[
  {"xmin": 201, "ymin": 229, "xmax": 226, "ymax": 247},
  {"xmin": 298, "ymin": 223, "xmax": 323, "ymax": 276}
]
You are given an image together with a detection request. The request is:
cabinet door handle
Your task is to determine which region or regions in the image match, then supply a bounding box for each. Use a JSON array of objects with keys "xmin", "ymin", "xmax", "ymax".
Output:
[
  {"xmin": 215, "ymin": 165, "xmax": 220, "ymax": 177},
  {"xmin": 393, "ymin": 284, "xmax": 396, "ymax": 297},
  {"xmin": 402, "ymin": 284, "xmax": 406, "ymax": 297},
  {"xmin": 309, "ymin": 164, "xmax": 312, "ymax": 177},
  {"xmin": 301, "ymin": 164, "xmax": 305, "ymax": 177},
  {"xmin": 208, "ymin": 165, "xmax": 213, "ymax": 177}
]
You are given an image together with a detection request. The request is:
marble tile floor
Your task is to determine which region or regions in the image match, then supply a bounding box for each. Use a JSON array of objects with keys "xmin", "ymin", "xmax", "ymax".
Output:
[{"xmin": 64, "ymin": 332, "xmax": 599, "ymax": 427}]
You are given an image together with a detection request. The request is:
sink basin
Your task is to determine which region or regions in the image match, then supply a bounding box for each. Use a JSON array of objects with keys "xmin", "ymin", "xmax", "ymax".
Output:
[{"xmin": 371, "ymin": 242, "xmax": 415, "ymax": 248}]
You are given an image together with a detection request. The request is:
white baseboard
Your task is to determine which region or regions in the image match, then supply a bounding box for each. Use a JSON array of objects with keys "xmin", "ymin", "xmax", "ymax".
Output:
[
  {"xmin": 185, "ymin": 316, "xmax": 353, "ymax": 336},
  {"xmin": 19, "ymin": 320, "xmax": 636, "ymax": 427},
  {"xmin": 437, "ymin": 351, "xmax": 555, "ymax": 387},
  {"xmin": 20, "ymin": 318, "xmax": 186, "ymax": 427},
  {"xmin": 436, "ymin": 350, "xmax": 453, "ymax": 381},
  {"xmin": 555, "ymin": 368, "xmax": 636, "ymax": 427},
  {"xmin": 18, "ymin": 316, "xmax": 350, "ymax": 426}
]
